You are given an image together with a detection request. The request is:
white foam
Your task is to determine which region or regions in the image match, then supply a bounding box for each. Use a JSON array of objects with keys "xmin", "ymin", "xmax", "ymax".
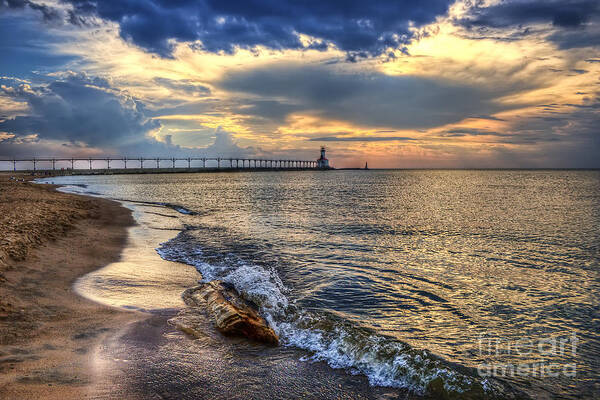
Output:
[
  {"xmin": 270, "ymin": 320, "xmax": 475, "ymax": 394},
  {"xmin": 156, "ymin": 237, "xmax": 488, "ymax": 395}
]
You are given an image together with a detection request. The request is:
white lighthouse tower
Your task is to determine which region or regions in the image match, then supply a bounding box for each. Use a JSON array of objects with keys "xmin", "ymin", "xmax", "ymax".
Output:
[{"xmin": 317, "ymin": 146, "xmax": 330, "ymax": 169}]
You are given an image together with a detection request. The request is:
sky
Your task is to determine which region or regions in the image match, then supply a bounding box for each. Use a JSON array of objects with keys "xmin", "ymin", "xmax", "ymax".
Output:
[{"xmin": 0, "ymin": 0, "xmax": 598, "ymax": 168}]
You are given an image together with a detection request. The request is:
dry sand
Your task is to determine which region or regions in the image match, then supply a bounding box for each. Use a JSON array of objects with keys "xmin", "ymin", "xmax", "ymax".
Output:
[{"xmin": 0, "ymin": 174, "xmax": 143, "ymax": 399}]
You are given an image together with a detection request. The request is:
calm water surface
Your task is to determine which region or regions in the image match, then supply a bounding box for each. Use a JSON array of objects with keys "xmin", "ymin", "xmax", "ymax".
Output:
[{"xmin": 42, "ymin": 170, "xmax": 600, "ymax": 398}]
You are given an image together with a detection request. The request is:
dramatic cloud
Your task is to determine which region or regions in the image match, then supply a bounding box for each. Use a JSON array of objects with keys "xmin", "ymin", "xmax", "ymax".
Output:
[
  {"xmin": 0, "ymin": 72, "xmax": 159, "ymax": 147},
  {"xmin": 0, "ymin": 0, "xmax": 59, "ymax": 21},
  {"xmin": 0, "ymin": 71, "xmax": 260, "ymax": 158},
  {"xmin": 438, "ymin": 92, "xmax": 600, "ymax": 165},
  {"xmin": 440, "ymin": 127, "xmax": 562, "ymax": 144},
  {"xmin": 203, "ymin": 127, "xmax": 256, "ymax": 157},
  {"xmin": 456, "ymin": 0, "xmax": 600, "ymax": 49},
  {"xmin": 61, "ymin": 0, "xmax": 453, "ymax": 58},
  {"xmin": 153, "ymin": 77, "xmax": 211, "ymax": 97},
  {"xmin": 0, "ymin": 11, "xmax": 75, "ymax": 76},
  {"xmin": 458, "ymin": 0, "xmax": 599, "ymax": 28},
  {"xmin": 441, "ymin": 128, "xmax": 504, "ymax": 137},
  {"xmin": 309, "ymin": 136, "xmax": 414, "ymax": 142},
  {"xmin": 548, "ymin": 26, "xmax": 600, "ymax": 50},
  {"xmin": 1, "ymin": 0, "xmax": 599, "ymax": 167},
  {"xmin": 217, "ymin": 64, "xmax": 529, "ymax": 130}
]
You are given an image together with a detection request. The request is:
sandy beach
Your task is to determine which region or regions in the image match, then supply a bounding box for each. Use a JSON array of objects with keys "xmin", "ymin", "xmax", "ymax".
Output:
[
  {"xmin": 0, "ymin": 174, "xmax": 142, "ymax": 399},
  {"xmin": 0, "ymin": 174, "xmax": 418, "ymax": 400}
]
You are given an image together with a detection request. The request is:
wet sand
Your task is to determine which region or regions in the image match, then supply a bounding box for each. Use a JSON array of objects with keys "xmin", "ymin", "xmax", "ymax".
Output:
[
  {"xmin": 90, "ymin": 312, "xmax": 408, "ymax": 400},
  {"xmin": 0, "ymin": 174, "xmax": 460, "ymax": 399},
  {"xmin": 0, "ymin": 174, "xmax": 142, "ymax": 399}
]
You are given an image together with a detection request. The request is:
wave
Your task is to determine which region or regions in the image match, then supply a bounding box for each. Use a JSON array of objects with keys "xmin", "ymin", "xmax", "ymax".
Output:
[
  {"xmin": 157, "ymin": 231, "xmax": 507, "ymax": 397},
  {"xmin": 118, "ymin": 199, "xmax": 198, "ymax": 215},
  {"xmin": 159, "ymin": 202, "xmax": 197, "ymax": 215},
  {"xmin": 46, "ymin": 183, "xmax": 198, "ymax": 216}
]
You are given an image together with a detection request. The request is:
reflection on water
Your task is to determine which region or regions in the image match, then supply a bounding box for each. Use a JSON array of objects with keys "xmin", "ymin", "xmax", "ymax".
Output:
[
  {"xmin": 73, "ymin": 204, "xmax": 199, "ymax": 310},
  {"xmin": 44, "ymin": 170, "xmax": 600, "ymax": 398}
]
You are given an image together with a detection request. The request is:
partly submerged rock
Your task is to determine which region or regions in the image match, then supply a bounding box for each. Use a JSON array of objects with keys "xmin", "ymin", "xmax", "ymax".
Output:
[{"xmin": 183, "ymin": 281, "xmax": 279, "ymax": 346}]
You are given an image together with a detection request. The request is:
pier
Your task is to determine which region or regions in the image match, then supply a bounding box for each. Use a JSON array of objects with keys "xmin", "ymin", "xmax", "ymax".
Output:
[{"xmin": 0, "ymin": 157, "xmax": 319, "ymax": 174}]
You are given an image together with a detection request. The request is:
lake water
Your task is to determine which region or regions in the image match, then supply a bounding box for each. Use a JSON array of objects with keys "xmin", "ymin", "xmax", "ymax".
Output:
[{"xmin": 41, "ymin": 170, "xmax": 600, "ymax": 398}]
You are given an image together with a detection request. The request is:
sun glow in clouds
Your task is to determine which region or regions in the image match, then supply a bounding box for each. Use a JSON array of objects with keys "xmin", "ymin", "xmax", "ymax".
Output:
[{"xmin": 0, "ymin": 0, "xmax": 598, "ymax": 167}]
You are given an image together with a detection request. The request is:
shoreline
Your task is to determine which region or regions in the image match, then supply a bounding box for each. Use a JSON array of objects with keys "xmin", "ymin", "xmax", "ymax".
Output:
[
  {"xmin": 0, "ymin": 173, "xmax": 532, "ymax": 399},
  {"xmin": 23, "ymin": 174, "xmax": 417, "ymax": 400},
  {"xmin": 0, "ymin": 174, "xmax": 143, "ymax": 399}
]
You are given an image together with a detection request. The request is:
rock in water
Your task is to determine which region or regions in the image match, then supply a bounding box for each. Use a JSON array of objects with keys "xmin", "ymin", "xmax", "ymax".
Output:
[{"xmin": 183, "ymin": 281, "xmax": 279, "ymax": 345}]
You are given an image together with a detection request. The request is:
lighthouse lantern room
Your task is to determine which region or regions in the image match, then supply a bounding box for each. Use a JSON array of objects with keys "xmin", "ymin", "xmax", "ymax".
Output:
[{"xmin": 317, "ymin": 146, "xmax": 330, "ymax": 169}]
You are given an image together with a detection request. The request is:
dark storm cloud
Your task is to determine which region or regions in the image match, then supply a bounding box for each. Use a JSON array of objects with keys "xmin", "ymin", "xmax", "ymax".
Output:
[
  {"xmin": 458, "ymin": 0, "xmax": 599, "ymax": 29},
  {"xmin": 0, "ymin": 72, "xmax": 159, "ymax": 147},
  {"xmin": 58, "ymin": 0, "xmax": 453, "ymax": 58},
  {"xmin": 455, "ymin": 0, "xmax": 600, "ymax": 49},
  {"xmin": 0, "ymin": 70, "xmax": 262, "ymax": 158},
  {"xmin": 232, "ymin": 100, "xmax": 303, "ymax": 124},
  {"xmin": 442, "ymin": 128, "xmax": 504, "ymax": 137},
  {"xmin": 0, "ymin": 0, "xmax": 59, "ymax": 21},
  {"xmin": 440, "ymin": 127, "xmax": 563, "ymax": 144},
  {"xmin": 217, "ymin": 64, "xmax": 528, "ymax": 130},
  {"xmin": 547, "ymin": 28, "xmax": 600, "ymax": 49}
]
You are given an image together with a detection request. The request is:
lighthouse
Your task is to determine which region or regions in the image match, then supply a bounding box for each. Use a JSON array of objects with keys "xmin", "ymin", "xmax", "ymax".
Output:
[{"xmin": 317, "ymin": 146, "xmax": 330, "ymax": 169}]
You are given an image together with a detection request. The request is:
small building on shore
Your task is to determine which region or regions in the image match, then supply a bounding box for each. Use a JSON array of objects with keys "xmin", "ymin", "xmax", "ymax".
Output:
[{"xmin": 317, "ymin": 147, "xmax": 330, "ymax": 169}]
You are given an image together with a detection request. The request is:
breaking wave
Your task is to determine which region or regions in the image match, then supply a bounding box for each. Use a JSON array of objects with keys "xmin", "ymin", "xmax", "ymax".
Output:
[{"xmin": 156, "ymin": 231, "xmax": 504, "ymax": 397}]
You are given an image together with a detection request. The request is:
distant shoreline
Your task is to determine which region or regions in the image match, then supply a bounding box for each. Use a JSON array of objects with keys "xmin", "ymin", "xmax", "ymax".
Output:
[{"xmin": 1, "ymin": 168, "xmax": 598, "ymax": 179}]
